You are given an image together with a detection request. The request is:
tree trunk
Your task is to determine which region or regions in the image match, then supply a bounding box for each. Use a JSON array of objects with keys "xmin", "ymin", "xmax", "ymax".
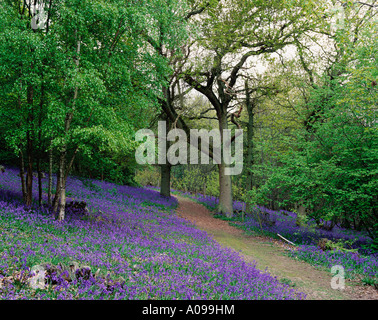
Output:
[
  {"xmin": 19, "ymin": 149, "xmax": 27, "ymax": 202},
  {"xmin": 25, "ymin": 139, "xmax": 33, "ymax": 207},
  {"xmin": 160, "ymin": 163, "xmax": 171, "ymax": 198},
  {"xmin": 55, "ymin": 147, "xmax": 79, "ymax": 221},
  {"xmin": 37, "ymin": 82, "xmax": 45, "ymax": 207},
  {"xmin": 58, "ymin": 183, "xmax": 67, "ymax": 222},
  {"xmin": 245, "ymin": 83, "xmax": 255, "ymax": 193},
  {"xmin": 57, "ymin": 34, "xmax": 81, "ymax": 221},
  {"xmin": 25, "ymin": 85, "xmax": 34, "ymax": 207},
  {"xmin": 218, "ymin": 162, "xmax": 233, "ymax": 217},
  {"xmin": 57, "ymin": 148, "xmax": 67, "ymax": 221},
  {"xmin": 217, "ymin": 111, "xmax": 233, "ymax": 217},
  {"xmin": 37, "ymin": 157, "xmax": 42, "ymax": 207},
  {"xmin": 245, "ymin": 83, "xmax": 256, "ymax": 216},
  {"xmin": 295, "ymin": 202, "xmax": 306, "ymax": 226},
  {"xmin": 48, "ymin": 141, "xmax": 53, "ymax": 207},
  {"xmin": 52, "ymin": 167, "xmax": 61, "ymax": 217}
]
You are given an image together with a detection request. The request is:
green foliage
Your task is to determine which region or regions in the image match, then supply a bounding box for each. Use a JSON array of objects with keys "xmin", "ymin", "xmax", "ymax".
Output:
[
  {"xmin": 320, "ymin": 238, "xmax": 359, "ymax": 254},
  {"xmin": 135, "ymin": 166, "xmax": 161, "ymax": 187},
  {"xmin": 361, "ymin": 277, "xmax": 378, "ymax": 289},
  {"xmin": 243, "ymin": 187, "xmax": 266, "ymax": 208},
  {"xmin": 0, "ymin": 0, "xmax": 190, "ymax": 204},
  {"xmin": 370, "ymin": 225, "xmax": 378, "ymax": 253},
  {"xmin": 251, "ymin": 17, "xmax": 378, "ymax": 240},
  {"xmin": 171, "ymin": 165, "xmax": 220, "ymax": 197}
]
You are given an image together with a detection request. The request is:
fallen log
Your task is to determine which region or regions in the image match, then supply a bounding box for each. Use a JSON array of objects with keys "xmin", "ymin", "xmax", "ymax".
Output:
[{"xmin": 277, "ymin": 233, "xmax": 296, "ymax": 246}]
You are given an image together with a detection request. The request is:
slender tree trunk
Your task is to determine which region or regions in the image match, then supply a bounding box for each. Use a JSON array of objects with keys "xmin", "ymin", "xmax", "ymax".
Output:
[
  {"xmin": 37, "ymin": 157, "xmax": 42, "ymax": 207},
  {"xmin": 245, "ymin": 82, "xmax": 257, "ymax": 218},
  {"xmin": 245, "ymin": 84, "xmax": 255, "ymax": 193},
  {"xmin": 64, "ymin": 147, "xmax": 79, "ymax": 183},
  {"xmin": 48, "ymin": 141, "xmax": 53, "ymax": 207},
  {"xmin": 59, "ymin": 188, "xmax": 67, "ymax": 220},
  {"xmin": 52, "ymin": 167, "xmax": 61, "ymax": 217},
  {"xmin": 57, "ymin": 148, "xmax": 67, "ymax": 221},
  {"xmin": 57, "ymin": 112, "xmax": 72, "ymax": 221},
  {"xmin": 37, "ymin": 82, "xmax": 45, "ymax": 207},
  {"xmin": 57, "ymin": 117, "xmax": 79, "ymax": 222},
  {"xmin": 17, "ymin": 90, "xmax": 27, "ymax": 202},
  {"xmin": 57, "ymin": 34, "xmax": 81, "ymax": 221},
  {"xmin": 19, "ymin": 149, "xmax": 27, "ymax": 202},
  {"xmin": 25, "ymin": 136, "xmax": 33, "ymax": 207},
  {"xmin": 57, "ymin": 148, "xmax": 80, "ymax": 218},
  {"xmin": 25, "ymin": 85, "xmax": 34, "ymax": 207}
]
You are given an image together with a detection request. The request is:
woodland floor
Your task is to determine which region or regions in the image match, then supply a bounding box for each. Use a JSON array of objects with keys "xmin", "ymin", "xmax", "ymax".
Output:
[{"xmin": 174, "ymin": 195, "xmax": 378, "ymax": 300}]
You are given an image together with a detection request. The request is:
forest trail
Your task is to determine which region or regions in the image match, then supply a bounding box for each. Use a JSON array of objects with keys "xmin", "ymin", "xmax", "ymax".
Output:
[{"xmin": 174, "ymin": 195, "xmax": 378, "ymax": 300}]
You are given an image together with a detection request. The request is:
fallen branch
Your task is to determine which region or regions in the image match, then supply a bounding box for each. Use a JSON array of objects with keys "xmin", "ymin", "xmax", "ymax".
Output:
[{"xmin": 277, "ymin": 233, "xmax": 296, "ymax": 246}]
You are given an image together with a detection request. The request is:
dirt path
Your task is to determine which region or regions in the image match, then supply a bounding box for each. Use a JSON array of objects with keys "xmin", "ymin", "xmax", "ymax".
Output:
[{"xmin": 175, "ymin": 195, "xmax": 378, "ymax": 300}]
